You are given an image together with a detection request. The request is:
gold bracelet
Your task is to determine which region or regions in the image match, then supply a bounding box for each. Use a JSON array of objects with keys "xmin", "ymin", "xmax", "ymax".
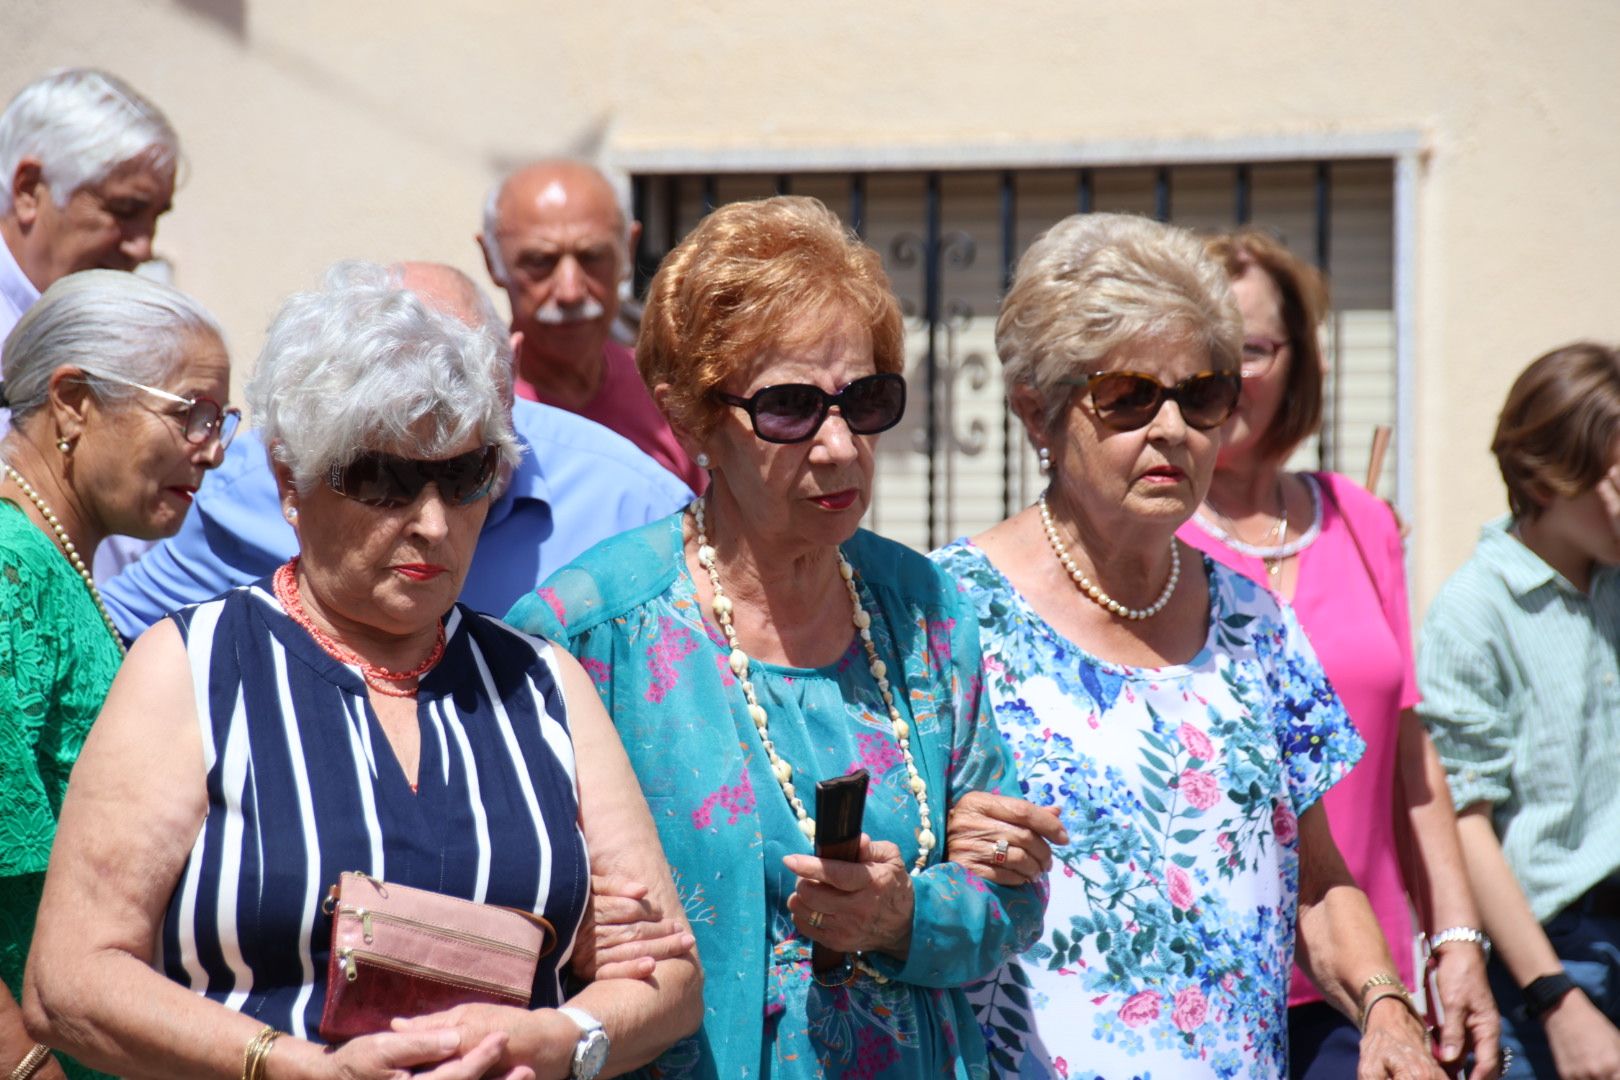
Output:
[
  {"xmin": 7, "ymin": 1044, "xmax": 52, "ymax": 1080},
  {"xmin": 1356, "ymin": 973, "xmax": 1420, "ymax": 1033},
  {"xmin": 242, "ymin": 1026, "xmax": 282, "ymax": 1080}
]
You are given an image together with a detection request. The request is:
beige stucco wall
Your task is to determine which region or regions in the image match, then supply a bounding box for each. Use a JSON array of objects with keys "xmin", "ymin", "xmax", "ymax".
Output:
[{"xmin": 5, "ymin": 0, "xmax": 1619, "ymax": 610}]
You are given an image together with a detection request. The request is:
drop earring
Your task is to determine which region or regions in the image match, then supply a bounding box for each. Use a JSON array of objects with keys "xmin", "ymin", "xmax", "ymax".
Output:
[
  {"xmin": 695, "ymin": 452, "xmax": 711, "ymax": 470},
  {"xmin": 1038, "ymin": 446, "xmax": 1051, "ymax": 475}
]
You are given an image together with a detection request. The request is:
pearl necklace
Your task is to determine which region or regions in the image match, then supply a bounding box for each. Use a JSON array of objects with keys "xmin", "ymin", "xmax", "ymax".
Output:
[
  {"xmin": 690, "ymin": 497, "xmax": 935, "ymax": 873},
  {"xmin": 1, "ymin": 462, "xmax": 125, "ymax": 655},
  {"xmin": 271, "ymin": 558, "xmax": 445, "ymax": 697},
  {"xmin": 1038, "ymin": 492, "xmax": 1180, "ymax": 621}
]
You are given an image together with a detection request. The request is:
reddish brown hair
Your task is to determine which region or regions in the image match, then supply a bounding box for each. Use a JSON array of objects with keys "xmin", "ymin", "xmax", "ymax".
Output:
[
  {"xmin": 637, "ymin": 195, "xmax": 904, "ymax": 439},
  {"xmin": 1204, "ymin": 229, "xmax": 1330, "ymax": 461}
]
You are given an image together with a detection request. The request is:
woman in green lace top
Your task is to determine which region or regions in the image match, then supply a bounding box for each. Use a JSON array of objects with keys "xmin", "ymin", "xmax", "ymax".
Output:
[{"xmin": 0, "ymin": 271, "xmax": 235, "ymax": 1080}]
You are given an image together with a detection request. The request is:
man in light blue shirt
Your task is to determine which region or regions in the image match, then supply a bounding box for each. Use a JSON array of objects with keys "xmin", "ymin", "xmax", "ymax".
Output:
[{"xmin": 103, "ymin": 262, "xmax": 693, "ymax": 638}]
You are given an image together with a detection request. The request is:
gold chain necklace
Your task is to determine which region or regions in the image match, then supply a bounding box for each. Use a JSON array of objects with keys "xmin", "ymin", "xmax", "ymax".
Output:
[{"xmin": 2, "ymin": 462, "xmax": 126, "ymax": 654}]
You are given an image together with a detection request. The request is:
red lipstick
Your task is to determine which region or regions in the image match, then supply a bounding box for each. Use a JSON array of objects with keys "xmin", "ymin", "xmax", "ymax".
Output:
[
  {"xmin": 811, "ymin": 490, "xmax": 859, "ymax": 511},
  {"xmin": 393, "ymin": 563, "xmax": 448, "ymax": 581}
]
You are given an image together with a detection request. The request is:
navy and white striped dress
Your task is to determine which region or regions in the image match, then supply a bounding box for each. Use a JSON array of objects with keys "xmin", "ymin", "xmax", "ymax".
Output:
[{"xmin": 158, "ymin": 580, "xmax": 590, "ymax": 1041}]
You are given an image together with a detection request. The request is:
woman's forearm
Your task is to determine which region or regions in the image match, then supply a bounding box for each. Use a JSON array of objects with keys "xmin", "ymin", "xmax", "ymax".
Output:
[
  {"xmin": 26, "ymin": 947, "xmax": 324, "ymax": 1080},
  {"xmin": 1397, "ymin": 712, "xmax": 1484, "ymax": 932},
  {"xmin": 1294, "ymin": 802, "xmax": 1407, "ymax": 1019},
  {"xmin": 558, "ymin": 647, "xmax": 705, "ymax": 1073}
]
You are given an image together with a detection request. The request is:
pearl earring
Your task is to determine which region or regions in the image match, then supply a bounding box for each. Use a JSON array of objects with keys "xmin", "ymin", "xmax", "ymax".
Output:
[
  {"xmin": 695, "ymin": 452, "xmax": 711, "ymax": 470},
  {"xmin": 1038, "ymin": 446, "xmax": 1051, "ymax": 474},
  {"xmin": 286, "ymin": 507, "xmax": 298, "ymax": 522},
  {"xmin": 56, "ymin": 438, "xmax": 72, "ymax": 455}
]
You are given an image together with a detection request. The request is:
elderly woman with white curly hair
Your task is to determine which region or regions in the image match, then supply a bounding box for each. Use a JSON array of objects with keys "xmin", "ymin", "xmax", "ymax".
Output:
[{"xmin": 23, "ymin": 262, "xmax": 700, "ymax": 1080}]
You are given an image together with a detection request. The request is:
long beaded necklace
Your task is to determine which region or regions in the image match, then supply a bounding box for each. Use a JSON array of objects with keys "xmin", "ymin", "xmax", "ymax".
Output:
[
  {"xmin": 271, "ymin": 558, "xmax": 445, "ymax": 697},
  {"xmin": 690, "ymin": 497, "xmax": 936, "ymax": 872},
  {"xmin": 1038, "ymin": 492, "xmax": 1180, "ymax": 620},
  {"xmin": 1, "ymin": 462, "xmax": 125, "ymax": 654}
]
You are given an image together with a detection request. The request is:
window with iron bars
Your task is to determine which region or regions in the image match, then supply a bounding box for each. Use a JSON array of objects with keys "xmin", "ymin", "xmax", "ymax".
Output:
[{"xmin": 631, "ymin": 162, "xmax": 1396, "ymax": 552}]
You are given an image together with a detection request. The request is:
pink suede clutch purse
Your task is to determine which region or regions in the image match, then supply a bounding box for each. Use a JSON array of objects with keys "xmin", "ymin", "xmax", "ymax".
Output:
[{"xmin": 319, "ymin": 871, "xmax": 554, "ymax": 1042}]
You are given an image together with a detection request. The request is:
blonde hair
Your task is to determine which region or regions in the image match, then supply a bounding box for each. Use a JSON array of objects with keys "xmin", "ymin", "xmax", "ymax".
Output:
[
  {"xmin": 997, "ymin": 213, "xmax": 1241, "ymax": 431},
  {"xmin": 638, "ymin": 195, "xmax": 904, "ymax": 438}
]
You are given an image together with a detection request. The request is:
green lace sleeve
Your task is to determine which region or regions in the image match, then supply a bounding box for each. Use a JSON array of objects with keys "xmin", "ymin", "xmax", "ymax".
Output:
[{"xmin": 0, "ymin": 506, "xmax": 122, "ymax": 878}]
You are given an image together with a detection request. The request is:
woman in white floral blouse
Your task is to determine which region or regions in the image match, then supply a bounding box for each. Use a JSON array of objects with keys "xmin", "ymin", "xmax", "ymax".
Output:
[{"xmin": 932, "ymin": 213, "xmax": 1449, "ymax": 1080}]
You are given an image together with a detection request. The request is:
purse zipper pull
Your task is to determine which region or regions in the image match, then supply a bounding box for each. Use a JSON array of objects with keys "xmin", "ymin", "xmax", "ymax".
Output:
[
  {"xmin": 359, "ymin": 908, "xmax": 373, "ymax": 944},
  {"xmin": 338, "ymin": 947, "xmax": 358, "ymax": 983}
]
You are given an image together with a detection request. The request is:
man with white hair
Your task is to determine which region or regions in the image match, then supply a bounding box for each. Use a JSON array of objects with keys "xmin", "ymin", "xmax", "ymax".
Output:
[
  {"xmin": 479, "ymin": 159, "xmax": 706, "ymax": 492},
  {"xmin": 101, "ymin": 261, "xmax": 693, "ymax": 638},
  {"xmin": 0, "ymin": 68, "xmax": 177, "ymax": 350}
]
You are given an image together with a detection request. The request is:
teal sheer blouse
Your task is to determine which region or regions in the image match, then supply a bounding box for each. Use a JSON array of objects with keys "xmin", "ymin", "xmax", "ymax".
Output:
[{"xmin": 507, "ymin": 514, "xmax": 1044, "ymax": 1079}]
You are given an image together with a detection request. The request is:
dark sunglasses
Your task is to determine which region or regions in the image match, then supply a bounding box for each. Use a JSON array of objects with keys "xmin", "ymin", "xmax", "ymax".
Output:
[
  {"xmin": 326, "ymin": 446, "xmax": 501, "ymax": 509},
  {"xmin": 715, "ymin": 372, "xmax": 906, "ymax": 444},
  {"xmin": 1060, "ymin": 370, "xmax": 1242, "ymax": 432}
]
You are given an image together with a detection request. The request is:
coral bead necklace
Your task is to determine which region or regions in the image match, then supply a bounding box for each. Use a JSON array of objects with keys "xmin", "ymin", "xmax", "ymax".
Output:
[{"xmin": 272, "ymin": 558, "xmax": 445, "ymax": 697}]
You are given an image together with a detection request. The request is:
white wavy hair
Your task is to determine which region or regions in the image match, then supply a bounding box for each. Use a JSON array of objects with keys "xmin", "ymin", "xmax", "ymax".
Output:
[
  {"xmin": 0, "ymin": 269, "xmax": 222, "ymax": 425},
  {"xmin": 0, "ymin": 68, "xmax": 179, "ymax": 213},
  {"xmin": 996, "ymin": 212, "xmax": 1243, "ymax": 432},
  {"xmin": 246, "ymin": 261, "xmax": 521, "ymax": 493},
  {"xmin": 479, "ymin": 160, "xmax": 633, "ymax": 285}
]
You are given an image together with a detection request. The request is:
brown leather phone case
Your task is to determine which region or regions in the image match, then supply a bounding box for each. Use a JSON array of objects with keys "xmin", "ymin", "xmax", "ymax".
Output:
[{"xmin": 811, "ymin": 769, "xmax": 869, "ymax": 974}]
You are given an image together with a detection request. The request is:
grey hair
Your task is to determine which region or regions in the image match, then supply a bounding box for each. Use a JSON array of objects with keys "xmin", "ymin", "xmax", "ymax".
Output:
[
  {"xmin": 479, "ymin": 160, "xmax": 633, "ymax": 286},
  {"xmin": 0, "ymin": 68, "xmax": 179, "ymax": 213},
  {"xmin": 997, "ymin": 212, "xmax": 1243, "ymax": 432},
  {"xmin": 0, "ymin": 269, "xmax": 222, "ymax": 425},
  {"xmin": 246, "ymin": 260, "xmax": 520, "ymax": 492}
]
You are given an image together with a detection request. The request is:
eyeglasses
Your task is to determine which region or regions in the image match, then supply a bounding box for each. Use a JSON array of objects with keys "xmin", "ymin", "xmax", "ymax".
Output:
[
  {"xmin": 1060, "ymin": 370, "xmax": 1242, "ymax": 432},
  {"xmin": 715, "ymin": 372, "xmax": 907, "ymax": 445},
  {"xmin": 90, "ymin": 371, "xmax": 242, "ymax": 448},
  {"xmin": 327, "ymin": 446, "xmax": 501, "ymax": 509},
  {"xmin": 1240, "ymin": 336, "xmax": 1289, "ymax": 379}
]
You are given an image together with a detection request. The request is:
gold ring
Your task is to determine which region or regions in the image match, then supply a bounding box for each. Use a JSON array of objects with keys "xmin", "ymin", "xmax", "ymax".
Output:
[
  {"xmin": 993, "ymin": 839, "xmax": 1010, "ymax": 865},
  {"xmin": 808, "ymin": 910, "xmax": 824, "ymax": 929}
]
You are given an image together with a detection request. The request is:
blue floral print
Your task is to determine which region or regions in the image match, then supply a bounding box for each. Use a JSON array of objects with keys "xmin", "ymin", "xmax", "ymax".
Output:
[{"xmin": 930, "ymin": 541, "xmax": 1363, "ymax": 1080}]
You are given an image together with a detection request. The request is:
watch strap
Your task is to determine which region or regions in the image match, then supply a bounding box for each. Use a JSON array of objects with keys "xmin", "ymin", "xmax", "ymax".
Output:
[
  {"xmin": 556, "ymin": 1005, "xmax": 603, "ymax": 1037},
  {"xmin": 1522, "ymin": 971, "xmax": 1578, "ymax": 1020},
  {"xmin": 557, "ymin": 1006, "xmax": 609, "ymax": 1080}
]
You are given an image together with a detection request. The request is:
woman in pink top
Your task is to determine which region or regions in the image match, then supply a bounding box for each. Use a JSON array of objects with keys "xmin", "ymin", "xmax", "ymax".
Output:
[{"xmin": 1180, "ymin": 229, "xmax": 1499, "ymax": 1079}]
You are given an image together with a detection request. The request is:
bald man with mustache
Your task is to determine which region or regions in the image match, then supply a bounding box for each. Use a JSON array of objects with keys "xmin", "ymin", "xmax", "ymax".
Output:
[{"xmin": 479, "ymin": 160, "xmax": 705, "ymax": 493}]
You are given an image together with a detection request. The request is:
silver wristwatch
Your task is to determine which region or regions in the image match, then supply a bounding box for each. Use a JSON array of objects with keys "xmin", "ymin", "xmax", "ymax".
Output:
[{"xmin": 557, "ymin": 1006, "xmax": 610, "ymax": 1080}]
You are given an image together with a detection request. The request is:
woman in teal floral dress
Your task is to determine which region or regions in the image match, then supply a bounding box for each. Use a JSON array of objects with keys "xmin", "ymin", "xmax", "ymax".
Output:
[
  {"xmin": 507, "ymin": 196, "xmax": 1044, "ymax": 1079},
  {"xmin": 934, "ymin": 214, "xmax": 1446, "ymax": 1079},
  {"xmin": 0, "ymin": 272, "xmax": 233, "ymax": 1080}
]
